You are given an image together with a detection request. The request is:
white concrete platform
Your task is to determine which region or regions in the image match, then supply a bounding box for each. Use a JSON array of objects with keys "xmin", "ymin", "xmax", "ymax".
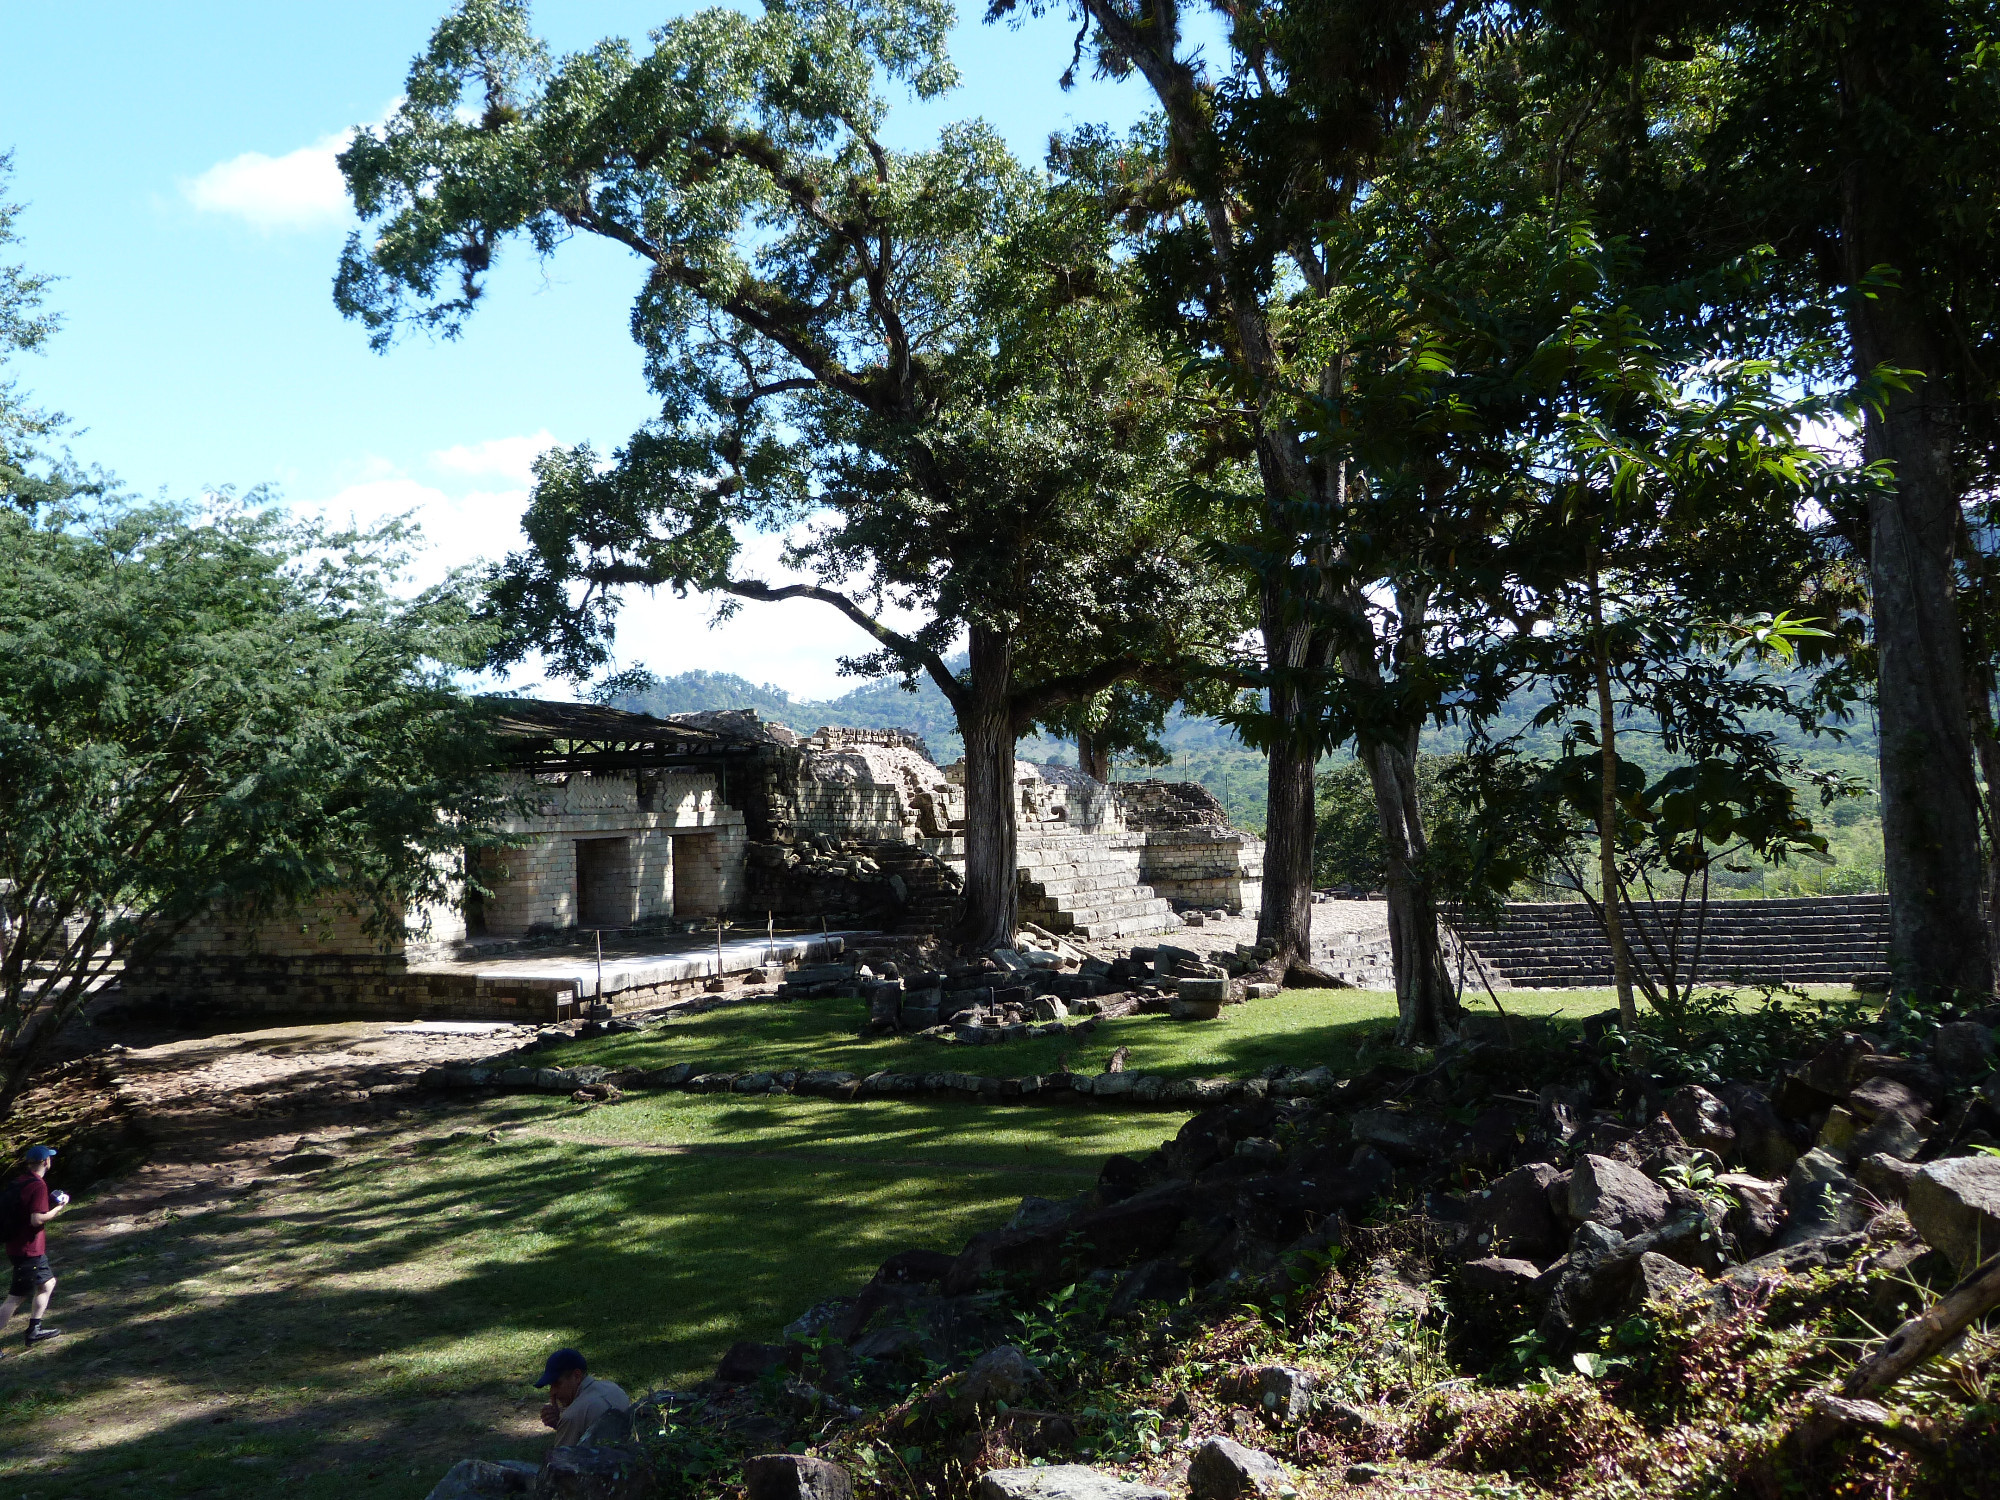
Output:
[{"xmin": 407, "ymin": 929, "xmax": 874, "ymax": 1001}]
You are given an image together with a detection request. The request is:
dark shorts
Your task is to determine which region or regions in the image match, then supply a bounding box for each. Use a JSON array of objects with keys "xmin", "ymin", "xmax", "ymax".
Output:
[{"xmin": 8, "ymin": 1253, "xmax": 53, "ymax": 1297}]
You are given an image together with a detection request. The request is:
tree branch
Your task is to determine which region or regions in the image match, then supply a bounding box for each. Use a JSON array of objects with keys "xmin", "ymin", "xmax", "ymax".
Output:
[{"xmin": 723, "ymin": 578, "xmax": 964, "ymax": 708}]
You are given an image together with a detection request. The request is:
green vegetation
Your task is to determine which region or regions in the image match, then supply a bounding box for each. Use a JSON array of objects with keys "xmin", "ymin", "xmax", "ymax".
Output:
[
  {"xmin": 537, "ymin": 987, "xmax": 1598, "ymax": 1084},
  {"xmin": 0, "ymin": 1095, "xmax": 1180, "ymax": 1500}
]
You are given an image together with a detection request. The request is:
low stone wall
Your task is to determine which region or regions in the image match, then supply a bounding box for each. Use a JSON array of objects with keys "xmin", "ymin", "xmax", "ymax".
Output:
[
  {"xmin": 420, "ymin": 1056, "xmax": 1336, "ymax": 1109},
  {"xmin": 119, "ymin": 951, "xmax": 742, "ymax": 1025}
]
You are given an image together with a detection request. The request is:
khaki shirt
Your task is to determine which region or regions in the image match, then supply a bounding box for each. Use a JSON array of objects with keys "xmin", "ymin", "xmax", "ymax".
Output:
[{"xmin": 552, "ymin": 1376, "xmax": 630, "ymax": 1449}]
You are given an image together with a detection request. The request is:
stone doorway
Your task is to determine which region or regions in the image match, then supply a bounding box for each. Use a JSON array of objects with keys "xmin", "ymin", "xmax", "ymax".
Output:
[{"xmin": 575, "ymin": 836, "xmax": 636, "ymax": 929}]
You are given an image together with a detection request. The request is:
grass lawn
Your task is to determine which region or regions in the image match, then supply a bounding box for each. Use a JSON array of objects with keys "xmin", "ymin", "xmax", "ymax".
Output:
[
  {"xmin": 0, "ymin": 981, "xmax": 1874, "ymax": 1500},
  {"xmin": 537, "ymin": 982, "xmax": 1869, "ymax": 1083},
  {"xmin": 0, "ymin": 1093, "xmax": 1184, "ymax": 1500}
]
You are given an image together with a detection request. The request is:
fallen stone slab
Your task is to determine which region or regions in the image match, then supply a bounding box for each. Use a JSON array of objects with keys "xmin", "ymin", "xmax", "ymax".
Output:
[
  {"xmin": 1908, "ymin": 1155, "xmax": 2000, "ymax": 1273},
  {"xmin": 743, "ymin": 1454, "xmax": 855, "ymax": 1500},
  {"xmin": 1187, "ymin": 1436, "xmax": 1287, "ymax": 1499},
  {"xmin": 977, "ymin": 1467, "xmax": 1170, "ymax": 1500}
]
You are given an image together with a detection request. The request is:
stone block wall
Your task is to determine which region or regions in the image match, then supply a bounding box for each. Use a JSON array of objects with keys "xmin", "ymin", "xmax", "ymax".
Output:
[
  {"xmin": 472, "ymin": 769, "xmax": 746, "ymax": 937},
  {"xmin": 1135, "ymin": 832, "xmax": 1266, "ymax": 915}
]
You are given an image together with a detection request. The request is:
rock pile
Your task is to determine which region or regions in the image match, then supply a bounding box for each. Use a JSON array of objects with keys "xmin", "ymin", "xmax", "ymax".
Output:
[{"xmin": 602, "ymin": 1005, "xmax": 2000, "ymax": 1492}]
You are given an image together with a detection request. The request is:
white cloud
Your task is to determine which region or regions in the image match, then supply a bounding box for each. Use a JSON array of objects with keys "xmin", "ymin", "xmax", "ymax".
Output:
[
  {"xmin": 429, "ymin": 430, "xmax": 562, "ymax": 487},
  {"xmin": 182, "ymin": 103, "xmax": 398, "ymax": 231},
  {"xmin": 183, "ymin": 128, "xmax": 356, "ymax": 231},
  {"xmin": 302, "ymin": 442, "xmax": 943, "ymax": 702}
]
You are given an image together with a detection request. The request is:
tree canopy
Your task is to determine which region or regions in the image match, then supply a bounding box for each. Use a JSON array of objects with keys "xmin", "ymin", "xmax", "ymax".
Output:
[
  {"xmin": 0, "ymin": 498, "xmax": 516, "ymax": 1111},
  {"xmin": 337, "ymin": 0, "xmax": 1247, "ymax": 947}
]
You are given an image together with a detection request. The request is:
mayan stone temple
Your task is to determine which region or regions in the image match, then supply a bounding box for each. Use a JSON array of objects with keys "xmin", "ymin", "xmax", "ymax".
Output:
[{"xmin": 119, "ymin": 701, "xmax": 1264, "ymax": 1022}]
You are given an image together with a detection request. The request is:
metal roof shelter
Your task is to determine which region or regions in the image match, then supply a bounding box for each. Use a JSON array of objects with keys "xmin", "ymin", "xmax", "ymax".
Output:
[{"xmin": 479, "ymin": 698, "xmax": 768, "ymax": 775}]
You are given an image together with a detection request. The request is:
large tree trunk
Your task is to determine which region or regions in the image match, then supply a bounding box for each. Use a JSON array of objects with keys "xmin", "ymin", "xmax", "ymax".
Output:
[
  {"xmin": 954, "ymin": 626, "xmax": 1020, "ymax": 953},
  {"xmin": 1588, "ymin": 564, "xmax": 1640, "ymax": 1029},
  {"xmin": 1359, "ymin": 737, "xmax": 1458, "ymax": 1044},
  {"xmin": 1970, "ymin": 685, "xmax": 2000, "ymax": 973},
  {"xmin": 1839, "ymin": 55, "xmax": 1992, "ymax": 1002},
  {"xmin": 1076, "ymin": 729, "xmax": 1111, "ymax": 785},
  {"xmin": 1257, "ymin": 597, "xmax": 1318, "ymax": 969}
]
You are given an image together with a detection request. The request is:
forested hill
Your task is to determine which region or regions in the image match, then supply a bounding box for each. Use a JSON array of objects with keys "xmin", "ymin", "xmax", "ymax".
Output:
[{"xmin": 617, "ymin": 667, "xmax": 1876, "ymax": 840}]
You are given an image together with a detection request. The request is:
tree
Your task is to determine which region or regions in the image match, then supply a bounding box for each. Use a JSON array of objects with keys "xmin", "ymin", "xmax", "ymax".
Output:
[
  {"xmin": 1248, "ymin": 15, "xmax": 1873, "ymax": 1018},
  {"xmin": 0, "ymin": 151, "xmax": 67, "ymax": 510},
  {"xmin": 336, "ymin": 0, "xmax": 1242, "ymax": 949},
  {"xmin": 0, "ymin": 499, "xmax": 515, "ymax": 1113},
  {"xmin": 1002, "ymin": 0, "xmax": 1482, "ymax": 1040},
  {"xmin": 1314, "ymin": 753, "xmax": 1469, "ymax": 891},
  {"xmin": 1537, "ymin": 0, "xmax": 2000, "ymax": 1002}
]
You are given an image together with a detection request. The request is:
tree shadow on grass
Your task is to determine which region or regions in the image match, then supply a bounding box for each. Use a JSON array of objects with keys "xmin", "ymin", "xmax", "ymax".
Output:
[{"xmin": 0, "ymin": 1111, "xmax": 1101, "ymax": 1500}]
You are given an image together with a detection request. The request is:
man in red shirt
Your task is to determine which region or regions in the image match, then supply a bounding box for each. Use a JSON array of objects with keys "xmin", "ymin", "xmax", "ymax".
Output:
[{"xmin": 2, "ymin": 1145, "xmax": 69, "ymax": 1349}]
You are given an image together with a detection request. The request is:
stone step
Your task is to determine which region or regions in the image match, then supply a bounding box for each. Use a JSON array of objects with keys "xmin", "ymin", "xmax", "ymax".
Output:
[
  {"xmin": 1048, "ymin": 896, "xmax": 1175, "ymax": 926},
  {"xmin": 1074, "ymin": 909, "xmax": 1181, "ymax": 940},
  {"xmin": 1021, "ymin": 870, "xmax": 1157, "ymax": 899}
]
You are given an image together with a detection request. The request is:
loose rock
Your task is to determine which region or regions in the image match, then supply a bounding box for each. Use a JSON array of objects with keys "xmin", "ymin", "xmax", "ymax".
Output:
[
  {"xmin": 1187, "ymin": 1436, "xmax": 1288, "ymax": 1499},
  {"xmin": 1568, "ymin": 1154, "xmax": 1670, "ymax": 1236},
  {"xmin": 1907, "ymin": 1155, "xmax": 2000, "ymax": 1273},
  {"xmin": 743, "ymin": 1454, "xmax": 855, "ymax": 1500},
  {"xmin": 976, "ymin": 1466, "xmax": 1171, "ymax": 1500}
]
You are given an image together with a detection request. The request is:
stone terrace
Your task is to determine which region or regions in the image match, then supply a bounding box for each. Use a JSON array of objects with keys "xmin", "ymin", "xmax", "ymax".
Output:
[{"xmin": 1456, "ymin": 894, "xmax": 1890, "ymax": 988}]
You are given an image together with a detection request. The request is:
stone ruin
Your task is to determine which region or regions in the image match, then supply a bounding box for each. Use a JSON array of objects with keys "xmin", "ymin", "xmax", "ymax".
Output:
[{"xmin": 118, "ymin": 701, "xmax": 1265, "ymax": 1020}]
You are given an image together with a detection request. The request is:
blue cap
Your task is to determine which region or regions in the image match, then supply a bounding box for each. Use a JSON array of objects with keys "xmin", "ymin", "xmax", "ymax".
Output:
[
  {"xmin": 534, "ymin": 1348, "xmax": 587, "ymax": 1388},
  {"xmin": 24, "ymin": 1146, "xmax": 56, "ymax": 1163}
]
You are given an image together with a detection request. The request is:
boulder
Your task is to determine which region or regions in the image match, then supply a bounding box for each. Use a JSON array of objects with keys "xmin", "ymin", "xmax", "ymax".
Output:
[
  {"xmin": 1464, "ymin": 1163, "xmax": 1564, "ymax": 1261},
  {"xmin": 1797, "ymin": 1032, "xmax": 1876, "ymax": 1100},
  {"xmin": 1845, "ymin": 1077, "xmax": 1929, "ymax": 1127},
  {"xmin": 1932, "ymin": 1021, "xmax": 1996, "ymax": 1079},
  {"xmin": 1108, "ymin": 1257, "xmax": 1193, "ymax": 1318},
  {"xmin": 1219, "ymin": 1364, "xmax": 1318, "ymax": 1423},
  {"xmin": 1460, "ymin": 1257, "xmax": 1545, "ymax": 1297},
  {"xmin": 1031, "ymin": 996, "xmax": 1069, "ymax": 1022},
  {"xmin": 1716, "ymin": 1173, "xmax": 1785, "ymax": 1257},
  {"xmin": 1540, "ymin": 1210, "xmax": 1714, "ymax": 1334},
  {"xmin": 425, "ymin": 1459, "xmax": 539, "ymax": 1499},
  {"xmin": 716, "ymin": 1341, "xmax": 790, "ymax": 1383},
  {"xmin": 1856, "ymin": 1152, "xmax": 1921, "ymax": 1203},
  {"xmin": 1630, "ymin": 1250, "xmax": 1701, "ymax": 1310},
  {"xmin": 1778, "ymin": 1148, "xmax": 1871, "ymax": 1247},
  {"xmin": 1351, "ymin": 1108, "xmax": 1451, "ymax": 1164},
  {"xmin": 744, "ymin": 1455, "xmax": 854, "ymax": 1500},
  {"xmin": 1907, "ymin": 1155, "xmax": 2000, "ymax": 1273},
  {"xmin": 1169, "ymin": 998, "xmax": 1225, "ymax": 1021},
  {"xmin": 953, "ymin": 1344, "xmax": 1035, "ymax": 1415},
  {"xmin": 1666, "ymin": 1085, "xmax": 1737, "ymax": 1155},
  {"xmin": 1568, "ymin": 1154, "xmax": 1670, "ymax": 1237},
  {"xmin": 1187, "ymin": 1436, "xmax": 1287, "ymax": 1499},
  {"xmin": 533, "ymin": 1444, "xmax": 655, "ymax": 1500},
  {"xmin": 977, "ymin": 1467, "xmax": 1170, "ymax": 1500},
  {"xmin": 1177, "ymin": 978, "xmax": 1231, "ymax": 1003},
  {"xmin": 1717, "ymin": 1084, "xmax": 1803, "ymax": 1178}
]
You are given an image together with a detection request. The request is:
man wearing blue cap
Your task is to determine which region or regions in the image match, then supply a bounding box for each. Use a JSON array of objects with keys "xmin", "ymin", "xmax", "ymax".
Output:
[
  {"xmin": 534, "ymin": 1347, "xmax": 630, "ymax": 1449},
  {"xmin": 1, "ymin": 1146, "xmax": 70, "ymax": 1350}
]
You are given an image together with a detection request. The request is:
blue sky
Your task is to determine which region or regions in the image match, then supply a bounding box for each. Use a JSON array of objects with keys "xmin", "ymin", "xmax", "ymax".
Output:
[{"xmin": 2, "ymin": 1, "xmax": 1165, "ymax": 699}]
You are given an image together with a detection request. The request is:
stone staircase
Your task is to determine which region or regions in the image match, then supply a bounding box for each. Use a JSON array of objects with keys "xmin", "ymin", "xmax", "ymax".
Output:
[
  {"xmin": 1017, "ymin": 830, "xmax": 1178, "ymax": 941},
  {"xmin": 1454, "ymin": 895, "xmax": 1890, "ymax": 988},
  {"xmin": 865, "ymin": 840, "xmax": 967, "ymax": 935}
]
